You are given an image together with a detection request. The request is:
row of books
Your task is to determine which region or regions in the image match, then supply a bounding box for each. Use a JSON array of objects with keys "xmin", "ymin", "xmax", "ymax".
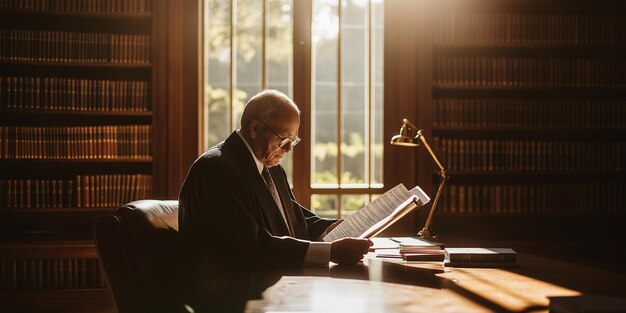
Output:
[
  {"xmin": 440, "ymin": 183, "xmax": 625, "ymax": 215},
  {"xmin": 433, "ymin": 138, "xmax": 625, "ymax": 171},
  {"xmin": 0, "ymin": 76, "xmax": 150, "ymax": 111},
  {"xmin": 434, "ymin": 13, "xmax": 625, "ymax": 44},
  {"xmin": 434, "ymin": 57, "xmax": 625, "ymax": 87},
  {"xmin": 434, "ymin": 99, "xmax": 626, "ymax": 128},
  {"xmin": 0, "ymin": 0, "xmax": 151, "ymax": 13},
  {"xmin": 0, "ymin": 258, "xmax": 106, "ymax": 289},
  {"xmin": 0, "ymin": 174, "xmax": 153, "ymax": 209},
  {"xmin": 0, "ymin": 125, "xmax": 152, "ymax": 159},
  {"xmin": 0, "ymin": 30, "xmax": 151, "ymax": 64}
]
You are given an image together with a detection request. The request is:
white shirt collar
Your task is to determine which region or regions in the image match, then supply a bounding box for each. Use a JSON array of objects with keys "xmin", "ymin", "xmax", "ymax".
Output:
[{"xmin": 236, "ymin": 129, "xmax": 264, "ymax": 175}]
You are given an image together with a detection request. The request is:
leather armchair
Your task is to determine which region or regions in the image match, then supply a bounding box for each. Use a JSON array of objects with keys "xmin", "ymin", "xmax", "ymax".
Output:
[{"xmin": 93, "ymin": 200, "xmax": 182, "ymax": 313}]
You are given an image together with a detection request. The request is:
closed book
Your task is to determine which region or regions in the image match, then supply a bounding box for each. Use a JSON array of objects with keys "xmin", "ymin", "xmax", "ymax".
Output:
[
  {"xmin": 402, "ymin": 251, "xmax": 445, "ymax": 262},
  {"xmin": 444, "ymin": 260, "xmax": 519, "ymax": 268},
  {"xmin": 444, "ymin": 247, "xmax": 517, "ymax": 263},
  {"xmin": 400, "ymin": 248, "xmax": 446, "ymax": 255}
]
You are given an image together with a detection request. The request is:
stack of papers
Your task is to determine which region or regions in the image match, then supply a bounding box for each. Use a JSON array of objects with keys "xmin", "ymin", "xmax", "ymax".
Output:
[
  {"xmin": 392, "ymin": 237, "xmax": 445, "ymax": 250},
  {"xmin": 370, "ymin": 237, "xmax": 400, "ymax": 250}
]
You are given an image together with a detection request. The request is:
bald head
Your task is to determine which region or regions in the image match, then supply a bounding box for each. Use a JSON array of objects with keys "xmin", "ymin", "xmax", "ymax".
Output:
[
  {"xmin": 240, "ymin": 89, "xmax": 300, "ymax": 132},
  {"xmin": 240, "ymin": 90, "xmax": 301, "ymax": 168}
]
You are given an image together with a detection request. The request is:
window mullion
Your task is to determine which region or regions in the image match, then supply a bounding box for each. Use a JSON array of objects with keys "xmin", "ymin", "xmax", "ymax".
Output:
[
  {"xmin": 262, "ymin": 0, "xmax": 267, "ymax": 88},
  {"xmin": 229, "ymin": 0, "xmax": 236, "ymax": 132},
  {"xmin": 337, "ymin": 0, "xmax": 343, "ymax": 216},
  {"xmin": 367, "ymin": 0, "xmax": 372, "ymax": 188},
  {"xmin": 292, "ymin": 0, "xmax": 313, "ymax": 208}
]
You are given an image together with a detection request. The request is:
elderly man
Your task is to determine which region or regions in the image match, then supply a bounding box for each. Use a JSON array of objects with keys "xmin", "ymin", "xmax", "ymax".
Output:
[{"xmin": 179, "ymin": 89, "xmax": 371, "ymax": 269}]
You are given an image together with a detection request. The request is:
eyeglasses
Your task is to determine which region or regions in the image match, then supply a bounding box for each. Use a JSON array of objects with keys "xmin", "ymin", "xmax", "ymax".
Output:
[{"xmin": 263, "ymin": 122, "xmax": 301, "ymax": 149}]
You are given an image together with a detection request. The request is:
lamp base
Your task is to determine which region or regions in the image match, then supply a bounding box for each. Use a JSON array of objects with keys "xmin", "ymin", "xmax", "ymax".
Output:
[{"xmin": 417, "ymin": 227, "xmax": 438, "ymax": 239}]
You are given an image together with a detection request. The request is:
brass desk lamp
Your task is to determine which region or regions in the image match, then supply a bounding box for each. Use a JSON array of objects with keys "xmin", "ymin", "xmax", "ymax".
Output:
[{"xmin": 390, "ymin": 119, "xmax": 448, "ymax": 239}]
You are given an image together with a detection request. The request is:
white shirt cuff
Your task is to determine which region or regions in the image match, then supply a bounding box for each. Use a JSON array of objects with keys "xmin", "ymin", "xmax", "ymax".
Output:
[{"xmin": 303, "ymin": 242, "xmax": 331, "ymax": 266}]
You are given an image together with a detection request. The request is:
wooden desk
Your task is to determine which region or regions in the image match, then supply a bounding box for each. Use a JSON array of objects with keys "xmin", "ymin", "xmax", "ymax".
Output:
[{"xmin": 244, "ymin": 252, "xmax": 626, "ymax": 313}]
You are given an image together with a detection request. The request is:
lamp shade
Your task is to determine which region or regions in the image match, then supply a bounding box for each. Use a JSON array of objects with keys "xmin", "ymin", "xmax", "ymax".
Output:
[{"xmin": 390, "ymin": 119, "xmax": 420, "ymax": 146}]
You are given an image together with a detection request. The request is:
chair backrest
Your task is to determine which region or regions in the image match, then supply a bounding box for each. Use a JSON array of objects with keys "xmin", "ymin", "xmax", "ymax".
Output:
[{"xmin": 94, "ymin": 200, "xmax": 180, "ymax": 313}]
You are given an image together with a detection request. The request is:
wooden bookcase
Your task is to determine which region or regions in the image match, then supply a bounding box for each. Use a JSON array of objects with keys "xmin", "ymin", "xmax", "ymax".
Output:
[
  {"xmin": 406, "ymin": 0, "xmax": 626, "ymax": 246},
  {"xmin": 0, "ymin": 241, "xmax": 115, "ymax": 313},
  {"xmin": 0, "ymin": 1, "xmax": 166, "ymax": 312}
]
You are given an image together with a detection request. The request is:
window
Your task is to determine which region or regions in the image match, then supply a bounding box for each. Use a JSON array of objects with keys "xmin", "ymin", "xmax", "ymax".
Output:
[
  {"xmin": 202, "ymin": 0, "xmax": 384, "ymax": 218},
  {"xmin": 203, "ymin": 0, "xmax": 294, "ymax": 174}
]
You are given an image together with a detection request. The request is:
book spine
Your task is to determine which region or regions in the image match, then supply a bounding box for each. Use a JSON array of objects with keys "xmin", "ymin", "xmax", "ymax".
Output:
[
  {"xmin": 440, "ymin": 183, "xmax": 626, "ymax": 215},
  {"xmin": 0, "ymin": 125, "xmax": 152, "ymax": 160},
  {"xmin": 447, "ymin": 253, "xmax": 516, "ymax": 263}
]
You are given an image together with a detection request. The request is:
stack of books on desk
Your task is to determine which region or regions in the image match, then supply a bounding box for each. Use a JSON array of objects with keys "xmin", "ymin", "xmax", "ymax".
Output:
[
  {"xmin": 371, "ymin": 237, "xmax": 445, "ymax": 250},
  {"xmin": 372, "ymin": 237, "xmax": 445, "ymax": 261},
  {"xmin": 375, "ymin": 248, "xmax": 446, "ymax": 261}
]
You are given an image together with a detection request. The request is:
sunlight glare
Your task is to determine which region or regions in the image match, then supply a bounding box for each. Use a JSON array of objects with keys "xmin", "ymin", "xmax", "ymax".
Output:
[{"xmin": 312, "ymin": 5, "xmax": 338, "ymax": 43}]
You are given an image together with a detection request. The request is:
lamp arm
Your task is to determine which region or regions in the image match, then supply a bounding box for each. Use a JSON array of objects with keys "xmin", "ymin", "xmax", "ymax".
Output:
[
  {"xmin": 414, "ymin": 126, "xmax": 448, "ymax": 238},
  {"xmin": 403, "ymin": 119, "xmax": 419, "ymax": 134},
  {"xmin": 421, "ymin": 173, "xmax": 447, "ymax": 236},
  {"xmin": 417, "ymin": 135, "xmax": 445, "ymax": 176}
]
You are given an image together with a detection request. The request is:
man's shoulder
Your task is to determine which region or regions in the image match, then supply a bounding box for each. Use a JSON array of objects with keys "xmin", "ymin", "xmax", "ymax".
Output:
[
  {"xmin": 199, "ymin": 143, "xmax": 224, "ymax": 159},
  {"xmin": 199, "ymin": 132, "xmax": 245, "ymax": 158},
  {"xmin": 193, "ymin": 136, "xmax": 247, "ymax": 169},
  {"xmin": 195, "ymin": 143, "xmax": 233, "ymax": 167}
]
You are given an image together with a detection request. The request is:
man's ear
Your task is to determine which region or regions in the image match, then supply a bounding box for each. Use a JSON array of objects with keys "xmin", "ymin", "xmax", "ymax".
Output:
[{"xmin": 249, "ymin": 120, "xmax": 261, "ymax": 139}]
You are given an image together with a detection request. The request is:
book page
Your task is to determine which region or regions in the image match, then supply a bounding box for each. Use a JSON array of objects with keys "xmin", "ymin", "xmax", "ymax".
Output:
[
  {"xmin": 323, "ymin": 184, "xmax": 426, "ymax": 242},
  {"xmin": 358, "ymin": 186, "xmax": 431, "ymax": 239},
  {"xmin": 408, "ymin": 186, "xmax": 430, "ymax": 206},
  {"xmin": 357, "ymin": 196, "xmax": 418, "ymax": 239}
]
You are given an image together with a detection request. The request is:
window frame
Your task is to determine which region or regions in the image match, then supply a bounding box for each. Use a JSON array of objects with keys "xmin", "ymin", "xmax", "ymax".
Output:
[{"xmin": 292, "ymin": 0, "xmax": 384, "ymax": 213}]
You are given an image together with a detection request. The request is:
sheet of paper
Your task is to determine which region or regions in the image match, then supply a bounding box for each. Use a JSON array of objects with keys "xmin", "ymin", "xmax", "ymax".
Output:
[
  {"xmin": 391, "ymin": 237, "xmax": 443, "ymax": 249},
  {"xmin": 369, "ymin": 237, "xmax": 400, "ymax": 250},
  {"xmin": 408, "ymin": 186, "xmax": 430, "ymax": 206},
  {"xmin": 323, "ymin": 183, "xmax": 414, "ymax": 242},
  {"xmin": 358, "ymin": 196, "xmax": 418, "ymax": 239}
]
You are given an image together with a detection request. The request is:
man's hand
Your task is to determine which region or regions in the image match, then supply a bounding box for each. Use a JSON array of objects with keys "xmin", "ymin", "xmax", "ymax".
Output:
[{"xmin": 330, "ymin": 237, "xmax": 373, "ymax": 265}]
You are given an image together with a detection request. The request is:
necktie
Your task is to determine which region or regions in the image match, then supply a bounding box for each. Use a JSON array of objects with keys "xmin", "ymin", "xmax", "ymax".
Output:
[{"xmin": 262, "ymin": 167, "xmax": 293, "ymax": 235}]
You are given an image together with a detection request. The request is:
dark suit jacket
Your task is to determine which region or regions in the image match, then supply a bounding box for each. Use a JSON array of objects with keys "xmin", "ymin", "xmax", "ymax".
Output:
[{"xmin": 178, "ymin": 132, "xmax": 336, "ymax": 269}]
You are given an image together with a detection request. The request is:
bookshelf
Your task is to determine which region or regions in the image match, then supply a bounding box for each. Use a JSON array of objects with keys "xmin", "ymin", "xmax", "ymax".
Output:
[
  {"xmin": 413, "ymin": 0, "xmax": 626, "ymax": 241},
  {"xmin": 0, "ymin": 1, "xmax": 162, "ymax": 311}
]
